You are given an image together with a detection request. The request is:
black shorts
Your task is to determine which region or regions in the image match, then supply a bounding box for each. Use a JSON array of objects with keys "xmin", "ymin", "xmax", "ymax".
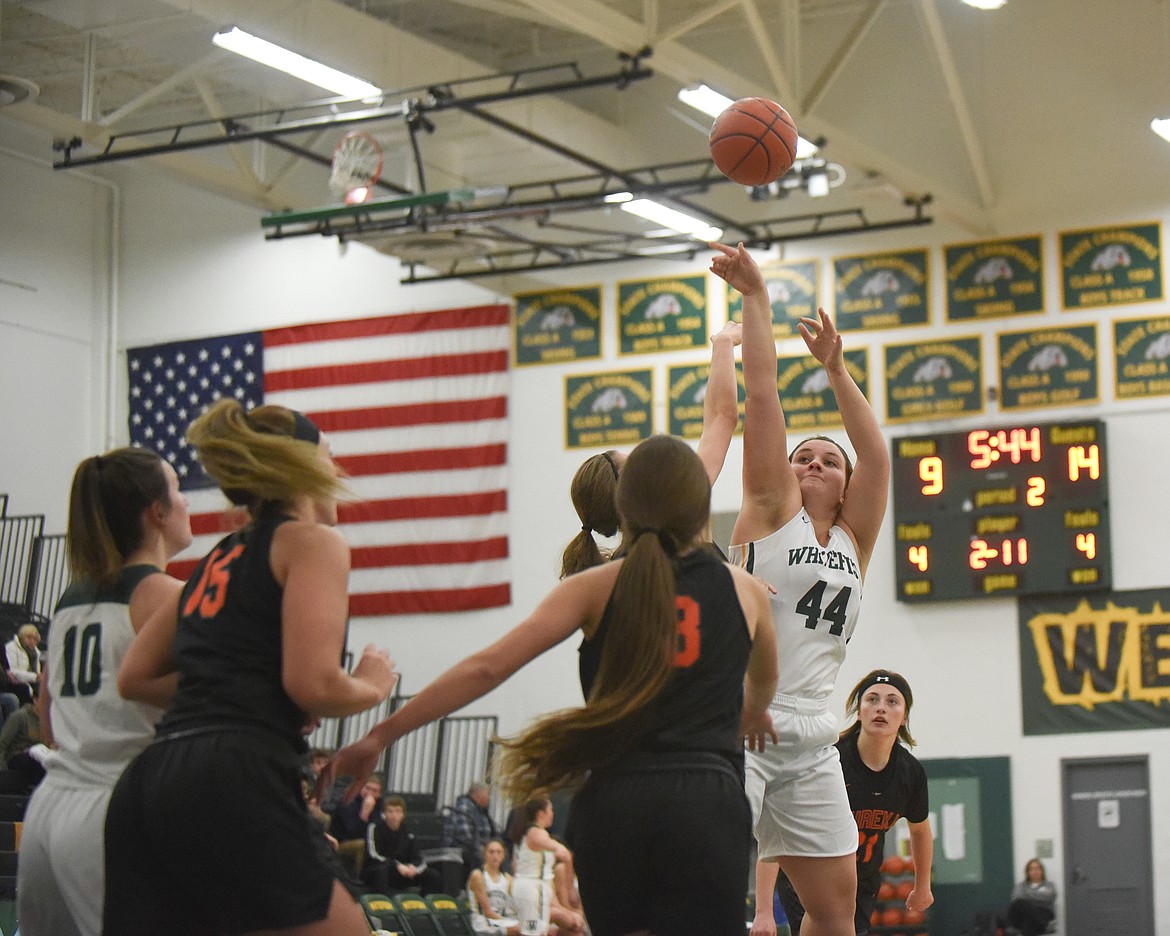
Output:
[
  {"xmin": 103, "ymin": 728, "xmax": 338, "ymax": 935},
  {"xmin": 565, "ymin": 751, "xmax": 751, "ymax": 936}
]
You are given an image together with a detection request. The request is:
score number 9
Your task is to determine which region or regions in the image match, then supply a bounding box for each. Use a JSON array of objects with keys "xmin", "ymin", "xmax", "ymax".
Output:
[{"xmin": 918, "ymin": 456, "xmax": 943, "ymax": 495}]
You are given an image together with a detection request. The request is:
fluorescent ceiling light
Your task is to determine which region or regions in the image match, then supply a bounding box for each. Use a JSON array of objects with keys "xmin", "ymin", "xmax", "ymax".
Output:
[
  {"xmin": 960, "ymin": 0, "xmax": 1006, "ymax": 8},
  {"xmin": 212, "ymin": 27, "xmax": 381, "ymax": 99},
  {"xmin": 604, "ymin": 191, "xmax": 634, "ymax": 203},
  {"xmin": 678, "ymin": 84, "xmax": 819, "ymax": 159},
  {"xmin": 620, "ymin": 198, "xmax": 722, "ymax": 241},
  {"xmin": 1151, "ymin": 117, "xmax": 1170, "ymax": 144}
]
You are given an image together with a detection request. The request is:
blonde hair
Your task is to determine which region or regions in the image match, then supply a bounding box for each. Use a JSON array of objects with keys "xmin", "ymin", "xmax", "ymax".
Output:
[
  {"xmin": 187, "ymin": 400, "xmax": 344, "ymax": 516},
  {"xmin": 496, "ymin": 436, "xmax": 710, "ymax": 802},
  {"xmin": 17, "ymin": 624, "xmax": 40, "ymax": 641},
  {"xmin": 67, "ymin": 447, "xmax": 170, "ymax": 586}
]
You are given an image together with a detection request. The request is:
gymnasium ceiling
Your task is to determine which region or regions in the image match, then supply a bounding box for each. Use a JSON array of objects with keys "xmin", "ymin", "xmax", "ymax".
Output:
[{"xmin": 4, "ymin": 0, "xmax": 1170, "ymax": 283}]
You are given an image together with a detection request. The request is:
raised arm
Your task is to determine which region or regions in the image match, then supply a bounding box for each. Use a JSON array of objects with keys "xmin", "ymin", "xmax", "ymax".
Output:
[
  {"xmin": 695, "ymin": 320, "xmax": 741, "ymax": 485},
  {"xmin": 321, "ymin": 564, "xmax": 618, "ymax": 801},
  {"xmin": 798, "ymin": 308, "xmax": 890, "ymax": 571},
  {"xmin": 709, "ymin": 243, "xmax": 801, "ymax": 544}
]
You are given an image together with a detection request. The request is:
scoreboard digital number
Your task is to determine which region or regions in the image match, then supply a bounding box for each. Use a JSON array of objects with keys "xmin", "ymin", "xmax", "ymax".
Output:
[{"xmin": 891, "ymin": 420, "xmax": 1111, "ymax": 602}]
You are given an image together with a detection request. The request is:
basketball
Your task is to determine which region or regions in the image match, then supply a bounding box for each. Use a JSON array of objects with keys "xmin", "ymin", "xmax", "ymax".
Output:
[
  {"xmin": 904, "ymin": 909, "xmax": 926, "ymax": 926},
  {"xmin": 878, "ymin": 882, "xmax": 896, "ymax": 901},
  {"xmin": 881, "ymin": 907, "xmax": 904, "ymax": 927},
  {"xmin": 881, "ymin": 855, "xmax": 907, "ymax": 876},
  {"xmin": 709, "ymin": 97, "xmax": 799, "ymax": 186},
  {"xmin": 896, "ymin": 880, "xmax": 915, "ymax": 900}
]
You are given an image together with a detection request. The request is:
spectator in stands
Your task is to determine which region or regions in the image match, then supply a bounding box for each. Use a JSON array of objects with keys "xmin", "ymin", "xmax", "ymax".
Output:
[
  {"xmin": 510, "ymin": 796, "xmax": 586, "ymax": 936},
  {"xmin": 331, "ymin": 772, "xmax": 384, "ymax": 879},
  {"xmin": 0, "ymin": 701, "xmax": 47, "ymax": 792},
  {"xmin": 4, "ymin": 623, "xmax": 42, "ymax": 700},
  {"xmin": 442, "ymin": 780, "xmax": 501, "ymax": 887},
  {"xmin": 362, "ymin": 794, "xmax": 436, "ymax": 894}
]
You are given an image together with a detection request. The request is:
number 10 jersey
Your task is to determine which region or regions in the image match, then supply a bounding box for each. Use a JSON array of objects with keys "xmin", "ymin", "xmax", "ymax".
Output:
[
  {"xmin": 729, "ymin": 508, "xmax": 862, "ymax": 704},
  {"xmin": 45, "ymin": 565, "xmax": 165, "ymax": 787}
]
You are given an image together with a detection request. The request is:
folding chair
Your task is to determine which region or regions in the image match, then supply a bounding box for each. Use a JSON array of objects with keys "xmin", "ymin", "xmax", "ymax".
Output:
[
  {"xmin": 392, "ymin": 892, "xmax": 443, "ymax": 936},
  {"xmin": 426, "ymin": 893, "xmax": 476, "ymax": 935},
  {"xmin": 360, "ymin": 892, "xmax": 407, "ymax": 934}
]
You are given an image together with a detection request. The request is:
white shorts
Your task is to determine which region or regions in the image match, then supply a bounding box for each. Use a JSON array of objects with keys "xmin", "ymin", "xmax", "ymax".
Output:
[
  {"xmin": 745, "ymin": 694, "xmax": 856, "ymax": 860},
  {"xmin": 511, "ymin": 876, "xmax": 552, "ymax": 935},
  {"xmin": 18, "ymin": 777, "xmax": 113, "ymax": 936}
]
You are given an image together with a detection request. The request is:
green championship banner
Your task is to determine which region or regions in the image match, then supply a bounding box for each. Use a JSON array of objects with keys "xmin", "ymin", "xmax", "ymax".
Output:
[
  {"xmin": 513, "ymin": 286, "xmax": 602, "ymax": 366},
  {"xmin": 1114, "ymin": 314, "xmax": 1170, "ymax": 400},
  {"xmin": 617, "ymin": 274, "xmax": 708, "ymax": 356},
  {"xmin": 778, "ymin": 348, "xmax": 869, "ymax": 430},
  {"xmin": 883, "ymin": 337, "xmax": 983, "ymax": 423},
  {"xmin": 1019, "ymin": 589, "xmax": 1170, "ymax": 736},
  {"xmin": 667, "ymin": 362, "xmax": 745, "ymax": 439},
  {"xmin": 944, "ymin": 235, "xmax": 1044, "ymax": 321},
  {"xmin": 997, "ymin": 324, "xmax": 1099, "ymax": 411},
  {"xmin": 1059, "ymin": 222, "xmax": 1163, "ymax": 310},
  {"xmin": 564, "ymin": 369, "xmax": 653, "ymax": 449},
  {"xmin": 834, "ymin": 248, "xmax": 929, "ymax": 331},
  {"xmin": 727, "ymin": 259, "xmax": 820, "ymax": 339}
]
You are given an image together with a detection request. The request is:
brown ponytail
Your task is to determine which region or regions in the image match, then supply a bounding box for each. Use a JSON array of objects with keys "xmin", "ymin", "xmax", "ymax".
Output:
[
  {"xmin": 559, "ymin": 451, "xmax": 623, "ymax": 578},
  {"xmin": 67, "ymin": 448, "xmax": 169, "ymax": 586},
  {"xmin": 496, "ymin": 436, "xmax": 710, "ymax": 802}
]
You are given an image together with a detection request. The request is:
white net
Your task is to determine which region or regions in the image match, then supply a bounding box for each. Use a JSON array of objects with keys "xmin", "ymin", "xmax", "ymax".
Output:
[{"xmin": 328, "ymin": 131, "xmax": 384, "ymax": 202}]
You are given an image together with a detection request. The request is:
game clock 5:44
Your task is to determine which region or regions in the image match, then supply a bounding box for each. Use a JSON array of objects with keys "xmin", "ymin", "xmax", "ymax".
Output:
[{"xmin": 891, "ymin": 420, "xmax": 1111, "ymax": 602}]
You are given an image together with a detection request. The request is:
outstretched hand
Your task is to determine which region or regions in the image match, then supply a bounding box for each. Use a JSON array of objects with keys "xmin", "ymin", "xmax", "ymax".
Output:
[
  {"xmin": 711, "ymin": 319, "xmax": 743, "ymax": 346},
  {"xmin": 315, "ymin": 732, "xmax": 386, "ymax": 805},
  {"xmin": 797, "ymin": 307, "xmax": 843, "ymax": 369},
  {"xmin": 709, "ymin": 242, "xmax": 765, "ymax": 297}
]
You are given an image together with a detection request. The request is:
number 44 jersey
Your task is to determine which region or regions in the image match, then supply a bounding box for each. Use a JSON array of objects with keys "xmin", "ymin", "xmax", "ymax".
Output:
[
  {"xmin": 729, "ymin": 508, "xmax": 862, "ymax": 704},
  {"xmin": 46, "ymin": 565, "xmax": 166, "ymax": 786}
]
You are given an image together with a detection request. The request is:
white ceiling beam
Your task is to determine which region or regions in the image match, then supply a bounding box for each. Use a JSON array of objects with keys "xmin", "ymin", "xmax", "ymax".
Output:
[
  {"xmin": 513, "ymin": 0, "xmax": 990, "ymax": 232},
  {"xmin": 915, "ymin": 0, "xmax": 995, "ymax": 208},
  {"xmin": 98, "ymin": 52, "xmax": 222, "ymax": 129},
  {"xmin": 191, "ymin": 76, "xmax": 265, "ymax": 192},
  {"xmin": 658, "ymin": 1, "xmax": 739, "ymax": 46},
  {"xmin": 801, "ymin": 0, "xmax": 886, "ymax": 117},
  {"xmin": 739, "ymin": 0, "xmax": 795, "ymax": 108},
  {"xmin": 782, "ymin": 0, "xmax": 801, "ymax": 104}
]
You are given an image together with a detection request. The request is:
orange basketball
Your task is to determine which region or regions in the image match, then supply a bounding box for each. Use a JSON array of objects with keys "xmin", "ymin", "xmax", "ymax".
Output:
[
  {"xmin": 709, "ymin": 97, "xmax": 799, "ymax": 186},
  {"xmin": 904, "ymin": 909, "xmax": 926, "ymax": 926},
  {"xmin": 896, "ymin": 881, "xmax": 914, "ymax": 901},
  {"xmin": 881, "ymin": 855, "xmax": 906, "ymax": 876},
  {"xmin": 878, "ymin": 882, "xmax": 896, "ymax": 901},
  {"xmin": 871, "ymin": 910, "xmax": 881, "ymax": 928},
  {"xmin": 881, "ymin": 907, "xmax": 904, "ymax": 927}
]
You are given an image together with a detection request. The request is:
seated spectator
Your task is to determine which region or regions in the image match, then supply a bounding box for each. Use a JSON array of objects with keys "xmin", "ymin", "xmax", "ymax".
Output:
[
  {"xmin": 1006, "ymin": 858, "xmax": 1057, "ymax": 936},
  {"xmin": 468, "ymin": 838, "xmax": 520, "ymax": 935},
  {"xmin": 510, "ymin": 797, "xmax": 586, "ymax": 936},
  {"xmin": 3, "ymin": 624, "xmax": 42, "ymax": 705},
  {"xmin": 330, "ymin": 773, "xmax": 383, "ymax": 879},
  {"xmin": 0, "ymin": 702, "xmax": 48, "ymax": 793},
  {"xmin": 362, "ymin": 795, "xmax": 438, "ymax": 895},
  {"xmin": 442, "ymin": 781, "xmax": 500, "ymax": 887}
]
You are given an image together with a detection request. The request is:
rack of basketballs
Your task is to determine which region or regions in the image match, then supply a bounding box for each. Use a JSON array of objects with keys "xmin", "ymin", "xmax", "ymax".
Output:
[{"xmin": 870, "ymin": 854, "xmax": 928, "ymax": 936}]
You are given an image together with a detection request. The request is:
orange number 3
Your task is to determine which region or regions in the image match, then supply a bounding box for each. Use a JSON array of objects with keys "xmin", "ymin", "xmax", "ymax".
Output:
[
  {"xmin": 182, "ymin": 544, "xmax": 244, "ymax": 619},
  {"xmin": 674, "ymin": 595, "xmax": 701, "ymax": 668}
]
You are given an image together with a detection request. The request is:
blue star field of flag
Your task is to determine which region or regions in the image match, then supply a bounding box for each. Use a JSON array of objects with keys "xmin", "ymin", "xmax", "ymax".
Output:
[{"xmin": 127, "ymin": 331, "xmax": 264, "ymax": 490}]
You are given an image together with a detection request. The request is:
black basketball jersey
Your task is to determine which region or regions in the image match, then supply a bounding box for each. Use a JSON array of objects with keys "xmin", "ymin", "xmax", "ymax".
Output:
[
  {"xmin": 157, "ymin": 512, "xmax": 308, "ymax": 750},
  {"xmin": 578, "ymin": 548, "xmax": 752, "ymax": 762},
  {"xmin": 837, "ymin": 732, "xmax": 929, "ymax": 898}
]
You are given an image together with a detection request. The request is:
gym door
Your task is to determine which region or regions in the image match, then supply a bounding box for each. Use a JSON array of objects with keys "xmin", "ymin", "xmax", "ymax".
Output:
[{"xmin": 1061, "ymin": 756, "xmax": 1154, "ymax": 936}]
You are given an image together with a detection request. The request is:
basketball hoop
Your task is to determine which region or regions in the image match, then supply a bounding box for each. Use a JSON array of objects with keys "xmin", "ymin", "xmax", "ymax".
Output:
[{"xmin": 329, "ymin": 131, "xmax": 384, "ymax": 205}]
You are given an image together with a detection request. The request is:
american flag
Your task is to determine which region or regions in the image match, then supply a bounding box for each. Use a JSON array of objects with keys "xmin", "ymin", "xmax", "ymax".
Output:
[{"xmin": 127, "ymin": 304, "xmax": 512, "ymax": 616}]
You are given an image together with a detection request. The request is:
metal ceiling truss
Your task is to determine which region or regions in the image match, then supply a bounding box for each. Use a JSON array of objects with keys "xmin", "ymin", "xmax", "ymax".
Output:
[{"xmin": 50, "ymin": 48, "xmax": 932, "ymax": 281}]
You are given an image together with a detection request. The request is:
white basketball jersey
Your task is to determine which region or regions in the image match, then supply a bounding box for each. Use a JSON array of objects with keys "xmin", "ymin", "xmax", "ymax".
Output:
[
  {"xmin": 45, "ymin": 567, "xmax": 165, "ymax": 787},
  {"xmin": 729, "ymin": 508, "xmax": 862, "ymax": 702}
]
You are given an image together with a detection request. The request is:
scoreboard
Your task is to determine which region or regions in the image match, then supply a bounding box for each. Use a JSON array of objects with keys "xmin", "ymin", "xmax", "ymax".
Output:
[{"xmin": 891, "ymin": 420, "xmax": 1111, "ymax": 602}]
